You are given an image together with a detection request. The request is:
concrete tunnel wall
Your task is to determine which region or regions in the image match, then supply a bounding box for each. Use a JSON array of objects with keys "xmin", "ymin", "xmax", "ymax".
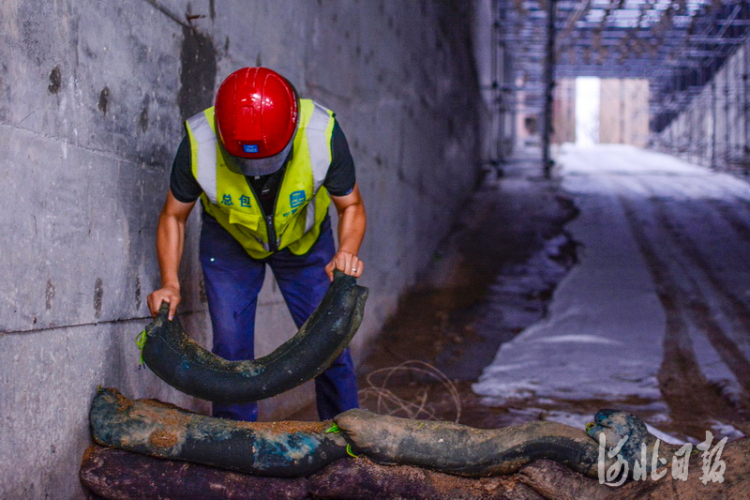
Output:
[{"xmin": 0, "ymin": 0, "xmax": 487, "ymax": 497}]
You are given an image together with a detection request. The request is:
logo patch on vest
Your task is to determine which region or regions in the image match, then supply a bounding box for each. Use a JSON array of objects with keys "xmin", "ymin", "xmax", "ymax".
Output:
[
  {"xmin": 242, "ymin": 144, "xmax": 259, "ymax": 154},
  {"xmin": 290, "ymin": 190, "xmax": 306, "ymax": 208}
]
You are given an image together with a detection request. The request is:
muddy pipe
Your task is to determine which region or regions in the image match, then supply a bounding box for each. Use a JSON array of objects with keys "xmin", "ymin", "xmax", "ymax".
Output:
[{"xmin": 90, "ymin": 388, "xmax": 350, "ymax": 477}]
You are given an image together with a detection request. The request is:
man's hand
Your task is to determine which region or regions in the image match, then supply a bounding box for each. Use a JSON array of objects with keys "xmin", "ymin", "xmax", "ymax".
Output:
[
  {"xmin": 147, "ymin": 285, "xmax": 181, "ymax": 320},
  {"xmin": 328, "ymin": 184, "xmax": 366, "ymax": 282},
  {"xmin": 326, "ymin": 250, "xmax": 364, "ymax": 281}
]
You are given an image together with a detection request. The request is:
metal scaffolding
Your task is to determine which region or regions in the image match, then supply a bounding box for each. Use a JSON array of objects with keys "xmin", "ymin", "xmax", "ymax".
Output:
[{"xmin": 494, "ymin": 0, "xmax": 750, "ymax": 169}]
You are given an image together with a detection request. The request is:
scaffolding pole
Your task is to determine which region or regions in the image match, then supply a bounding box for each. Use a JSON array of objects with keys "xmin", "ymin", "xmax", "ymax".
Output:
[{"xmin": 542, "ymin": 0, "xmax": 556, "ymax": 178}]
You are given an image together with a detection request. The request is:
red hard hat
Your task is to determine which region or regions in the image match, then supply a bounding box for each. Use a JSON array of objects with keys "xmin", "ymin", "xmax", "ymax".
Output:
[{"xmin": 215, "ymin": 67, "xmax": 298, "ymax": 159}]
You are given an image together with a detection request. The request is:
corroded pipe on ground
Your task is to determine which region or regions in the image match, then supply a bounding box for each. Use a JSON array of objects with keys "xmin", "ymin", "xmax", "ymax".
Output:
[
  {"xmin": 83, "ymin": 419, "xmax": 750, "ymax": 500},
  {"xmin": 90, "ymin": 388, "xmax": 350, "ymax": 477},
  {"xmin": 334, "ymin": 408, "xmax": 685, "ymax": 480},
  {"xmin": 90, "ymin": 389, "xmax": 684, "ymax": 484},
  {"xmin": 142, "ymin": 270, "xmax": 368, "ymax": 403},
  {"xmin": 334, "ymin": 408, "xmax": 604, "ymax": 478}
]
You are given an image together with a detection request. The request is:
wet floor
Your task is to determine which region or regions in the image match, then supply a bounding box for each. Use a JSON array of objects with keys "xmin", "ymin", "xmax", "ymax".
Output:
[
  {"xmin": 345, "ymin": 145, "xmax": 750, "ymax": 447},
  {"xmin": 352, "ymin": 148, "xmax": 580, "ymax": 428}
]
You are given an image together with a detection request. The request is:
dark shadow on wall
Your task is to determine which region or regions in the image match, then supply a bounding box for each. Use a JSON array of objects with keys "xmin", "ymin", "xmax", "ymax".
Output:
[{"xmin": 178, "ymin": 27, "xmax": 217, "ymax": 123}]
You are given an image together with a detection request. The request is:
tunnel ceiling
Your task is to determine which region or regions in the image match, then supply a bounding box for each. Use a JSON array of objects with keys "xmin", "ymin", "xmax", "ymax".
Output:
[{"xmin": 498, "ymin": 0, "xmax": 750, "ymax": 130}]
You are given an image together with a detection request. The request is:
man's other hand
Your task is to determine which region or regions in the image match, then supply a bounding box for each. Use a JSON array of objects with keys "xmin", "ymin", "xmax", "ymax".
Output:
[
  {"xmin": 326, "ymin": 251, "xmax": 364, "ymax": 281},
  {"xmin": 147, "ymin": 285, "xmax": 181, "ymax": 320}
]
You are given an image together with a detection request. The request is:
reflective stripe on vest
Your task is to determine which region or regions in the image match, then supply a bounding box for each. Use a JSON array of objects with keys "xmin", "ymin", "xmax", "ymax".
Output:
[
  {"xmin": 186, "ymin": 113, "xmax": 218, "ymax": 204},
  {"xmin": 303, "ymin": 103, "xmax": 334, "ymax": 233}
]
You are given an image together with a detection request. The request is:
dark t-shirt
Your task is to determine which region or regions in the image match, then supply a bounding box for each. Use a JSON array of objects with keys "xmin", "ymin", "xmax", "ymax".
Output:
[{"xmin": 169, "ymin": 119, "xmax": 356, "ymax": 216}]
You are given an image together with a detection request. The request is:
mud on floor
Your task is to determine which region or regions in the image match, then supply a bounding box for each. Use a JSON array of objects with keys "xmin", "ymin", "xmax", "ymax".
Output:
[
  {"xmin": 352, "ymin": 157, "xmax": 750, "ymax": 444},
  {"xmin": 350, "ymin": 162, "xmax": 582, "ymax": 429}
]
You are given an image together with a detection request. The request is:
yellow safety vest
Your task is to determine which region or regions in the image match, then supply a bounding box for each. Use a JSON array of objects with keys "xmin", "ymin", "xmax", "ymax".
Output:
[{"xmin": 185, "ymin": 99, "xmax": 335, "ymax": 259}]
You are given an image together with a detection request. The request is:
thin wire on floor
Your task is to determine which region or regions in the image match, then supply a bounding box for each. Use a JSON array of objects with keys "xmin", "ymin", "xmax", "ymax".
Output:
[{"xmin": 358, "ymin": 360, "xmax": 462, "ymax": 423}]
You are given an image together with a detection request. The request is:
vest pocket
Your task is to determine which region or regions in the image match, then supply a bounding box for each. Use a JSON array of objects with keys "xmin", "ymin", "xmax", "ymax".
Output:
[{"xmin": 228, "ymin": 210, "xmax": 261, "ymax": 230}]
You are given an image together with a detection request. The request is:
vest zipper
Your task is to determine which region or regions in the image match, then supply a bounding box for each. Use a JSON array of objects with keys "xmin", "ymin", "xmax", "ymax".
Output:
[
  {"xmin": 244, "ymin": 178, "xmax": 276, "ymax": 253},
  {"xmin": 266, "ymin": 176, "xmax": 284, "ymax": 252},
  {"xmin": 266, "ymin": 214, "xmax": 278, "ymax": 253},
  {"xmin": 246, "ymin": 170, "xmax": 285, "ymax": 254}
]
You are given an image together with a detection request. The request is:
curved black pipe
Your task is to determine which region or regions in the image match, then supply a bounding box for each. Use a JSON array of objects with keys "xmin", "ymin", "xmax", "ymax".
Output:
[{"xmin": 142, "ymin": 270, "xmax": 368, "ymax": 403}]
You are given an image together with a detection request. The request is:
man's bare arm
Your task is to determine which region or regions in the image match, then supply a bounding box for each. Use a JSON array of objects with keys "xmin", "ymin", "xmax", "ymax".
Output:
[
  {"xmin": 326, "ymin": 183, "xmax": 366, "ymax": 281},
  {"xmin": 147, "ymin": 191, "xmax": 196, "ymax": 319}
]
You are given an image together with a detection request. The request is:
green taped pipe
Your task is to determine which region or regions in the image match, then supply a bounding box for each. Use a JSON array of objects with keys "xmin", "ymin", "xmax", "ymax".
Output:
[{"xmin": 142, "ymin": 270, "xmax": 368, "ymax": 403}]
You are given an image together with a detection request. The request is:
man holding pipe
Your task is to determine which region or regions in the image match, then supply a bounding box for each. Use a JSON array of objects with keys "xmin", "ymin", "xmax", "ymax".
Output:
[{"xmin": 147, "ymin": 67, "xmax": 366, "ymax": 422}]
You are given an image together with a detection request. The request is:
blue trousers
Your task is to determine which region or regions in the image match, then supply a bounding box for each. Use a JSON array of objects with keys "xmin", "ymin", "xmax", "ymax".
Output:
[{"xmin": 199, "ymin": 212, "xmax": 359, "ymax": 422}]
